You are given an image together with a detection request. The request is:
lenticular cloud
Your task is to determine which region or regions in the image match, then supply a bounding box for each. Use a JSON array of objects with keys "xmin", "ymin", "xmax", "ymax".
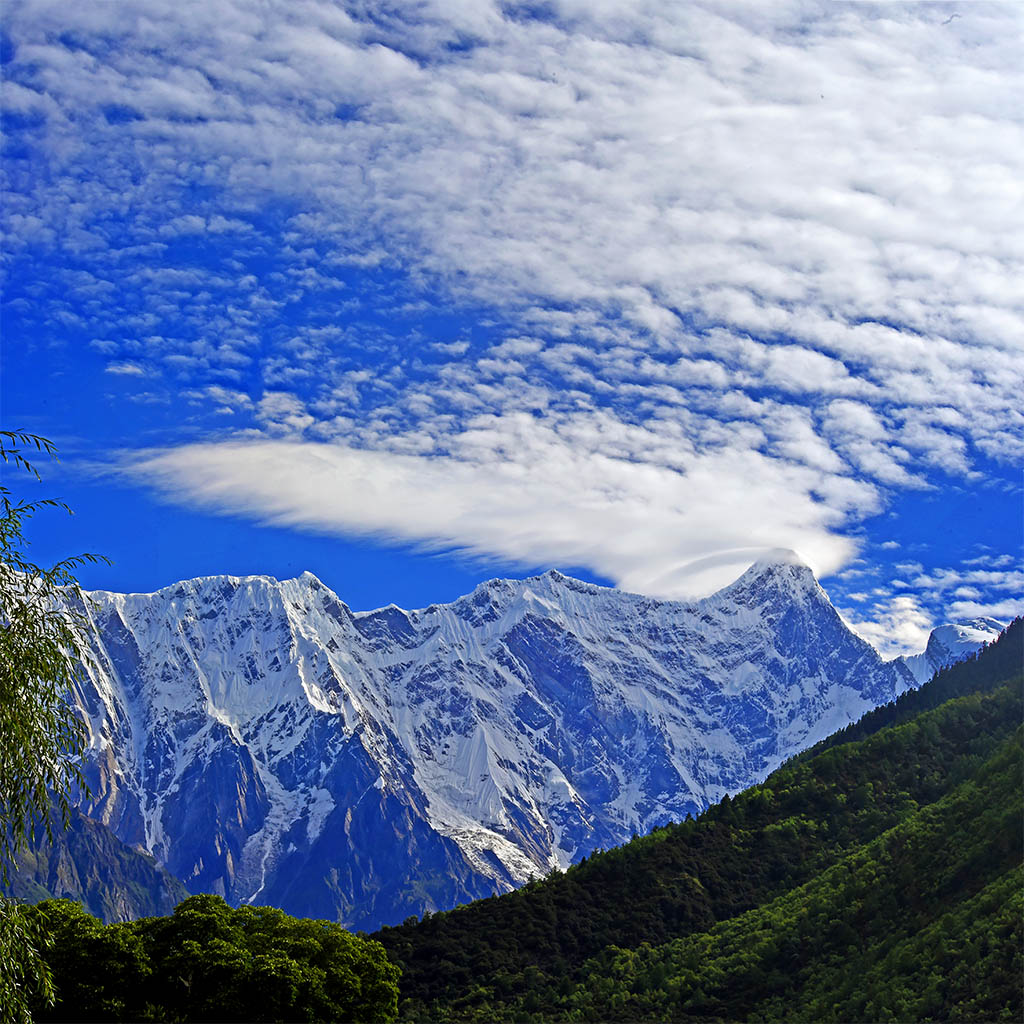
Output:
[{"xmin": 126, "ymin": 433, "xmax": 856, "ymax": 600}]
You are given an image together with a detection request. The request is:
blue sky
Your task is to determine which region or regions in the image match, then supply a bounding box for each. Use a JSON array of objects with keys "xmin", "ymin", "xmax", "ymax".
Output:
[{"xmin": 2, "ymin": 0, "xmax": 1021, "ymax": 656}]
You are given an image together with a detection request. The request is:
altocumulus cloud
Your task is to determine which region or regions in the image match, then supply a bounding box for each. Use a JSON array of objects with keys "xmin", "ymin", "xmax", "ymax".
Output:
[{"xmin": 4, "ymin": 1, "xmax": 1023, "ymax": 609}]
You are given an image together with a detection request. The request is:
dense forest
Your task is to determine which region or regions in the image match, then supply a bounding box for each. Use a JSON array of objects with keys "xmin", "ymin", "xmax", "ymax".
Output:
[
  {"xmin": 22, "ymin": 895, "xmax": 399, "ymax": 1023},
  {"xmin": 21, "ymin": 619, "xmax": 1022, "ymax": 1022},
  {"xmin": 374, "ymin": 618, "xmax": 1023, "ymax": 1022}
]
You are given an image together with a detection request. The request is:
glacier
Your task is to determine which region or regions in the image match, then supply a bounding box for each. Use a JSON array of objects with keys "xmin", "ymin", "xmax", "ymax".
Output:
[{"xmin": 62, "ymin": 552, "xmax": 1001, "ymax": 930}]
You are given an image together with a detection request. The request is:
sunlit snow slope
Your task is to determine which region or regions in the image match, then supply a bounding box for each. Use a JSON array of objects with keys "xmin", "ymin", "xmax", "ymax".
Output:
[{"xmin": 67, "ymin": 552, "xmax": 996, "ymax": 930}]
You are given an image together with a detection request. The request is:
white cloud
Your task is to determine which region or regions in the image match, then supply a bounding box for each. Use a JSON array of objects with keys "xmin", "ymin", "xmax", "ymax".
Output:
[
  {"xmin": 910, "ymin": 566, "xmax": 1024, "ymax": 596},
  {"xmin": 947, "ymin": 596, "xmax": 1022, "ymax": 623},
  {"xmin": 104, "ymin": 361, "xmax": 147, "ymax": 377},
  {"xmin": 123, "ymin": 423, "xmax": 856, "ymax": 600},
  {"xmin": 256, "ymin": 392, "xmax": 315, "ymax": 435},
  {"xmin": 841, "ymin": 594, "xmax": 934, "ymax": 660},
  {"xmin": 840, "ymin": 558, "xmax": 1023, "ymax": 657}
]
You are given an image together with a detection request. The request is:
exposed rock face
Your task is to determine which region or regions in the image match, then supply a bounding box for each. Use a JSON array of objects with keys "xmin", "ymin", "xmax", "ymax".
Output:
[
  {"xmin": 53, "ymin": 554, "xmax": 991, "ymax": 931},
  {"xmin": 6, "ymin": 808, "xmax": 189, "ymax": 922}
]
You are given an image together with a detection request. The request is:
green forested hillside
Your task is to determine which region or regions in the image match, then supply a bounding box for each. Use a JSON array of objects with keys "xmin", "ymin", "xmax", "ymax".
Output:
[
  {"xmin": 797, "ymin": 621, "xmax": 1023, "ymax": 759},
  {"xmin": 376, "ymin": 619, "xmax": 1023, "ymax": 1022},
  {"xmin": 509, "ymin": 727, "xmax": 1022, "ymax": 1022}
]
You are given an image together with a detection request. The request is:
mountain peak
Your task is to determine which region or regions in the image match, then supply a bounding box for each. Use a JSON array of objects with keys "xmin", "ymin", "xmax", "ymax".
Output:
[
  {"xmin": 924, "ymin": 618, "xmax": 1004, "ymax": 664},
  {"xmin": 750, "ymin": 547, "xmax": 809, "ymax": 571},
  {"xmin": 711, "ymin": 549, "xmax": 822, "ymax": 609},
  {"xmin": 64, "ymin": 548, "xmax": 913, "ymax": 933},
  {"xmin": 731, "ymin": 548, "xmax": 817, "ymax": 588}
]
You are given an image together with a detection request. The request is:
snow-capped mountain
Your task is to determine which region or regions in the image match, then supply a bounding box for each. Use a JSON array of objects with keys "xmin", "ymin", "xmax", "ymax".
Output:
[
  {"xmin": 893, "ymin": 618, "xmax": 1004, "ymax": 686},
  {"xmin": 64, "ymin": 551, "xmax": 991, "ymax": 931}
]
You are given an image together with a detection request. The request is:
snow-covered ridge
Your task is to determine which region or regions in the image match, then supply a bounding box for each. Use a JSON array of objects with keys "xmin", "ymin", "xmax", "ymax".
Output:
[{"xmin": 67, "ymin": 554, "xmax": 997, "ymax": 931}]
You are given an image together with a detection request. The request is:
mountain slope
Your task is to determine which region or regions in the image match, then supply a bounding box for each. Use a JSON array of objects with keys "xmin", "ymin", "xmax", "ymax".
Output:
[
  {"xmin": 34, "ymin": 555, "xmax": 991, "ymax": 929},
  {"xmin": 374, "ymin": 619, "xmax": 1023, "ymax": 1020},
  {"xmin": 5, "ymin": 808, "xmax": 189, "ymax": 922},
  {"xmin": 549, "ymin": 727, "xmax": 1023, "ymax": 1023}
]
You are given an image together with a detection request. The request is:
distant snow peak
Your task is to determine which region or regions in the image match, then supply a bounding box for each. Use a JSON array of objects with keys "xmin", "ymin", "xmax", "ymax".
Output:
[
  {"xmin": 894, "ymin": 617, "xmax": 1004, "ymax": 686},
  {"xmin": 929, "ymin": 618, "xmax": 1004, "ymax": 653}
]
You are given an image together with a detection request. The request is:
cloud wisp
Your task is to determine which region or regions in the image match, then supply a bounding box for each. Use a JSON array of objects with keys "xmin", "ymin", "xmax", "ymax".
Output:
[{"xmin": 124, "ymin": 415, "xmax": 859, "ymax": 600}]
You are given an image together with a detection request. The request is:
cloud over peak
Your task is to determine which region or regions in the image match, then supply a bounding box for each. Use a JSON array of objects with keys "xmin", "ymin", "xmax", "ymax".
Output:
[{"xmin": 125, "ymin": 421, "xmax": 856, "ymax": 601}]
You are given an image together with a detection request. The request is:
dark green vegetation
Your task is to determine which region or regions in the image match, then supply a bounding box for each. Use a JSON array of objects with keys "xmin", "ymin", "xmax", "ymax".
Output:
[
  {"xmin": 24, "ymin": 893, "xmax": 400, "ymax": 1023},
  {"xmin": 376, "ymin": 618, "xmax": 1023, "ymax": 1022}
]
